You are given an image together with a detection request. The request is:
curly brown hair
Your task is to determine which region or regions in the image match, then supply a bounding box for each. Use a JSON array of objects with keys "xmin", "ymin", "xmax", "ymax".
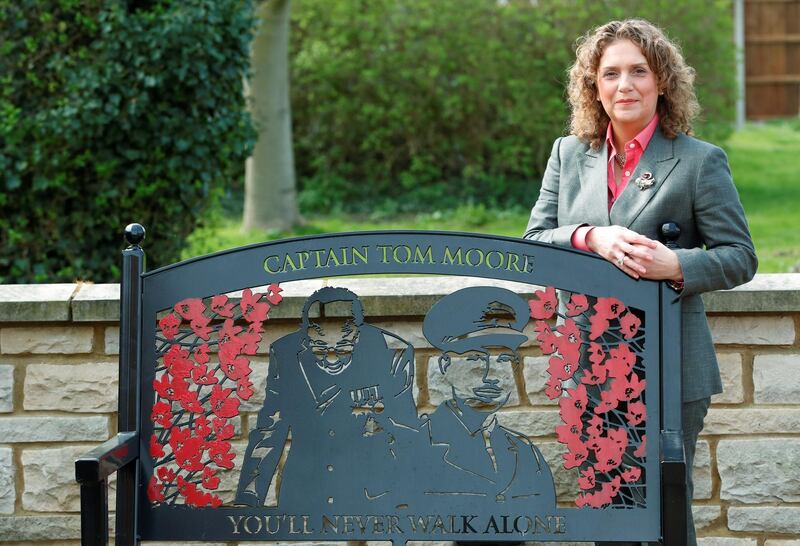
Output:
[{"xmin": 568, "ymin": 19, "xmax": 700, "ymax": 150}]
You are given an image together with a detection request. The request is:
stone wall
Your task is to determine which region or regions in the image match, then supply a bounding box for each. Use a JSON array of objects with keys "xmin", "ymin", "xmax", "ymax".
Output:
[{"xmin": 0, "ymin": 275, "xmax": 798, "ymax": 546}]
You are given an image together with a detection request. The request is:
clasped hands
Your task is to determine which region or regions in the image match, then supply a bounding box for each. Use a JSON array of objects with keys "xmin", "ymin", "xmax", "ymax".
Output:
[{"xmin": 585, "ymin": 225, "xmax": 683, "ymax": 281}]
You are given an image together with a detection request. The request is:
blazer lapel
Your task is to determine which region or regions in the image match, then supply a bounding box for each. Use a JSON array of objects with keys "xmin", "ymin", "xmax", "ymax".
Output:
[
  {"xmin": 579, "ymin": 145, "xmax": 612, "ymax": 226},
  {"xmin": 609, "ymin": 127, "xmax": 679, "ymax": 227}
]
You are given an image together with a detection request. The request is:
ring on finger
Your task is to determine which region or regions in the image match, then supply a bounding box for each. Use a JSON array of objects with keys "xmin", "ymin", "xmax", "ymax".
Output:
[{"xmin": 617, "ymin": 255, "xmax": 625, "ymax": 267}]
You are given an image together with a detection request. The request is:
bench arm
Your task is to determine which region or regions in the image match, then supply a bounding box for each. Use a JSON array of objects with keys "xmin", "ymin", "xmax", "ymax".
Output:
[
  {"xmin": 75, "ymin": 432, "xmax": 139, "ymax": 546},
  {"xmin": 660, "ymin": 430, "xmax": 687, "ymax": 546}
]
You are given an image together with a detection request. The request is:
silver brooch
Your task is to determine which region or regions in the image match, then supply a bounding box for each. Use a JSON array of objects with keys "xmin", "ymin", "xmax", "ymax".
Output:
[{"xmin": 634, "ymin": 171, "xmax": 655, "ymax": 190}]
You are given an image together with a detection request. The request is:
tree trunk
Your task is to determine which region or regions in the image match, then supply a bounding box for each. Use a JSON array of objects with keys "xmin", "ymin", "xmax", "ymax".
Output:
[{"xmin": 243, "ymin": 0, "xmax": 301, "ymax": 232}]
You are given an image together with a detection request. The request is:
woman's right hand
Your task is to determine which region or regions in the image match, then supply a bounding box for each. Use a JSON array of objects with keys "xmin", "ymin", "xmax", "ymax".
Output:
[{"xmin": 585, "ymin": 225, "xmax": 658, "ymax": 279}]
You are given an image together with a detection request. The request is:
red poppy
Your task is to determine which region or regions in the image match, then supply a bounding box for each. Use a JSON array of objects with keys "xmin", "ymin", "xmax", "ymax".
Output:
[
  {"xmin": 563, "ymin": 443, "xmax": 589, "ymax": 469},
  {"xmin": 600, "ymin": 475, "xmax": 623, "ymax": 501},
  {"xmin": 190, "ymin": 318, "xmax": 213, "ymax": 342},
  {"xmin": 578, "ymin": 467, "xmax": 596, "ymax": 490},
  {"xmin": 555, "ymin": 319, "xmax": 582, "ymax": 365},
  {"xmin": 626, "ymin": 400, "xmax": 647, "ymax": 426},
  {"xmin": 611, "ymin": 373, "xmax": 646, "ymax": 402},
  {"xmin": 238, "ymin": 330, "xmax": 262, "ymax": 355},
  {"xmin": 212, "ymin": 417, "xmax": 235, "ymax": 441},
  {"xmin": 587, "ymin": 342, "xmax": 606, "ymax": 366},
  {"xmin": 619, "ymin": 311, "xmax": 642, "ymax": 340},
  {"xmin": 580, "ymin": 362, "xmax": 608, "ymax": 385},
  {"xmin": 566, "ymin": 293, "xmax": 589, "ymax": 317},
  {"xmin": 202, "ymin": 466, "xmax": 220, "ymax": 490},
  {"xmin": 621, "ymin": 466, "xmax": 642, "ymax": 483},
  {"xmin": 150, "ymin": 434, "xmax": 165, "ymax": 458},
  {"xmin": 193, "ymin": 344, "xmax": 211, "ymax": 366},
  {"xmin": 556, "ymin": 422, "xmax": 583, "ymax": 449},
  {"xmin": 594, "ymin": 388, "xmax": 619, "ymax": 414},
  {"xmin": 586, "ymin": 487, "xmax": 613, "ymax": 508},
  {"xmin": 147, "ymin": 475, "xmax": 165, "ymax": 503},
  {"xmin": 177, "ymin": 475, "xmax": 197, "ymax": 500},
  {"xmin": 559, "ymin": 384, "xmax": 588, "ymax": 426},
  {"xmin": 607, "ymin": 344, "xmax": 636, "ymax": 379},
  {"xmin": 178, "ymin": 389, "xmax": 204, "ymax": 414},
  {"xmin": 528, "ymin": 286, "xmax": 557, "ymax": 320},
  {"xmin": 606, "ymin": 426, "xmax": 628, "ymax": 448},
  {"xmin": 175, "ymin": 436, "xmax": 205, "ymax": 472},
  {"xmin": 220, "ymin": 319, "xmax": 243, "ymax": 343},
  {"xmin": 266, "ymin": 283, "xmax": 283, "ymax": 306},
  {"xmin": 158, "ymin": 314, "xmax": 181, "ymax": 340},
  {"xmin": 157, "ymin": 466, "xmax": 176, "ymax": 483},
  {"xmin": 547, "ymin": 355, "xmax": 575, "ymax": 382},
  {"xmin": 594, "ymin": 297, "xmax": 626, "ymax": 321},
  {"xmin": 594, "ymin": 443, "xmax": 624, "ymax": 473},
  {"xmin": 210, "ymin": 294, "xmax": 235, "ymax": 318},
  {"xmin": 237, "ymin": 378, "xmax": 255, "ymax": 400},
  {"xmin": 194, "ymin": 415, "xmax": 211, "ymax": 439},
  {"xmin": 544, "ymin": 376, "xmax": 563, "ymax": 400},
  {"xmin": 207, "ymin": 439, "xmax": 236, "ymax": 469},
  {"xmin": 588, "ymin": 313, "xmax": 610, "ymax": 340},
  {"xmin": 241, "ymin": 288, "xmax": 270, "ymax": 323},
  {"xmin": 210, "ymin": 384, "xmax": 240, "ymax": 418},
  {"xmin": 634, "ymin": 435, "xmax": 647, "ymax": 458},
  {"xmin": 191, "ymin": 363, "xmax": 219, "ymax": 386},
  {"xmin": 153, "ymin": 374, "xmax": 189, "ymax": 402},
  {"xmin": 219, "ymin": 341, "xmax": 252, "ymax": 382},
  {"xmin": 151, "ymin": 401, "xmax": 173, "ymax": 428},
  {"xmin": 174, "ymin": 298, "xmax": 205, "ymax": 322},
  {"xmin": 168, "ymin": 426, "xmax": 192, "ymax": 453},
  {"xmin": 586, "ymin": 414, "xmax": 604, "ymax": 438},
  {"xmin": 164, "ymin": 345, "xmax": 193, "ymax": 379},
  {"xmin": 575, "ymin": 491, "xmax": 594, "ymax": 508},
  {"xmin": 534, "ymin": 321, "xmax": 558, "ymax": 354}
]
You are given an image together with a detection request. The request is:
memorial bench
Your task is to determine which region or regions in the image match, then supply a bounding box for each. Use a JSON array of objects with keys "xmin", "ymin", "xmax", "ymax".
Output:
[{"xmin": 76, "ymin": 224, "xmax": 687, "ymax": 545}]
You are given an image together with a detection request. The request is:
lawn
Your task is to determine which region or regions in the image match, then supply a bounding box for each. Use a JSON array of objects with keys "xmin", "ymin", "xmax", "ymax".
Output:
[{"xmin": 185, "ymin": 122, "xmax": 800, "ymax": 273}]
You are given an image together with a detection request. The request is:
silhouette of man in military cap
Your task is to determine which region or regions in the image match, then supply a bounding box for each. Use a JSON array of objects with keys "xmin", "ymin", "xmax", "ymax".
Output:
[{"xmin": 419, "ymin": 286, "xmax": 556, "ymax": 508}]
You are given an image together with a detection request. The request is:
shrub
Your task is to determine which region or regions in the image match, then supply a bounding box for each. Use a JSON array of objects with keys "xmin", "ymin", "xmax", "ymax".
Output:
[
  {"xmin": 0, "ymin": 0, "xmax": 256, "ymax": 282},
  {"xmin": 290, "ymin": 0, "xmax": 735, "ymax": 212}
]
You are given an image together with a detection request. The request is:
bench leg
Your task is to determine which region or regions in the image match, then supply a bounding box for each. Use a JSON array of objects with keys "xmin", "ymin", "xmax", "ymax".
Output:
[{"xmin": 80, "ymin": 479, "xmax": 109, "ymax": 546}]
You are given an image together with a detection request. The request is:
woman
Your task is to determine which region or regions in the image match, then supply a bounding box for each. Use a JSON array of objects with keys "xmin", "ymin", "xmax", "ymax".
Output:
[{"xmin": 524, "ymin": 19, "xmax": 757, "ymax": 545}]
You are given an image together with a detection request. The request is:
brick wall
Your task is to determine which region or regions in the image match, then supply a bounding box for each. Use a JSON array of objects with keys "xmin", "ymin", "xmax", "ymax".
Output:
[{"xmin": 0, "ymin": 275, "xmax": 798, "ymax": 545}]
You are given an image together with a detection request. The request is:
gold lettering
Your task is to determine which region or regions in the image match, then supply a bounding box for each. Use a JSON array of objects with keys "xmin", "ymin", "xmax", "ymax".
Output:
[
  {"xmin": 265, "ymin": 515, "xmax": 281, "ymax": 535},
  {"xmin": 352, "ymin": 245, "xmax": 369, "ymax": 265},
  {"xmin": 513, "ymin": 515, "xmax": 532, "ymax": 534},
  {"xmin": 414, "ymin": 245, "xmax": 434, "ymax": 264},
  {"xmin": 442, "ymin": 246, "xmax": 464, "ymax": 265},
  {"xmin": 553, "ymin": 515, "xmax": 566, "ymax": 534},
  {"xmin": 283, "ymin": 253, "xmax": 299, "ymax": 272},
  {"xmin": 389, "ymin": 515, "xmax": 403, "ymax": 534},
  {"xmin": 377, "ymin": 245, "xmax": 391, "ymax": 263},
  {"xmin": 465, "ymin": 248, "xmax": 484, "ymax": 267},
  {"xmin": 326, "ymin": 248, "xmax": 341, "ymax": 267},
  {"xmin": 342, "ymin": 515, "xmax": 355, "ymax": 534},
  {"xmin": 313, "ymin": 249, "xmax": 327, "ymax": 267},
  {"xmin": 393, "ymin": 245, "xmax": 411, "ymax": 264},
  {"xmin": 297, "ymin": 250, "xmax": 311, "ymax": 269},
  {"xmin": 485, "ymin": 250, "xmax": 504, "ymax": 269},
  {"xmin": 523, "ymin": 254, "xmax": 536, "ymax": 273},
  {"xmin": 264, "ymin": 255, "xmax": 281, "ymax": 274},
  {"xmin": 506, "ymin": 252, "xmax": 522, "ymax": 272},
  {"xmin": 484, "ymin": 515, "xmax": 500, "ymax": 533},
  {"xmin": 372, "ymin": 516, "xmax": 385, "ymax": 534}
]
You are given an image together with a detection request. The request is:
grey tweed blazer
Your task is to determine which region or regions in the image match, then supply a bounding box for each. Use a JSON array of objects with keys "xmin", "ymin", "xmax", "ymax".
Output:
[{"xmin": 524, "ymin": 126, "xmax": 757, "ymax": 402}]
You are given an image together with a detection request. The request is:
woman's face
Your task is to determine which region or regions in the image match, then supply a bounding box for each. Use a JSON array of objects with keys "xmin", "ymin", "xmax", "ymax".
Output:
[{"xmin": 596, "ymin": 39, "xmax": 659, "ymax": 137}]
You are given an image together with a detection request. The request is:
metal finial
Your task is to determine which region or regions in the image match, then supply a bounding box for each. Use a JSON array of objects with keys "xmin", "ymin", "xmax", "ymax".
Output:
[
  {"xmin": 660, "ymin": 222, "xmax": 681, "ymax": 249},
  {"xmin": 124, "ymin": 223, "xmax": 146, "ymax": 247}
]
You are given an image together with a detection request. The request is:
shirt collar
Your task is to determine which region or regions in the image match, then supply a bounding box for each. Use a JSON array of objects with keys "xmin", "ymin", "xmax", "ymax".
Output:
[{"xmin": 605, "ymin": 113, "xmax": 660, "ymax": 157}]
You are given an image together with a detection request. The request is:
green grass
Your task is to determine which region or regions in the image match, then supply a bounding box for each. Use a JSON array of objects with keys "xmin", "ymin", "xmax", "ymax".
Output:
[
  {"xmin": 724, "ymin": 121, "xmax": 800, "ymax": 273},
  {"xmin": 185, "ymin": 122, "xmax": 800, "ymax": 273}
]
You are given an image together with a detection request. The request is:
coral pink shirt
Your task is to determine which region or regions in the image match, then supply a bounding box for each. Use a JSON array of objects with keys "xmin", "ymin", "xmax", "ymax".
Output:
[{"xmin": 571, "ymin": 114, "xmax": 660, "ymax": 251}]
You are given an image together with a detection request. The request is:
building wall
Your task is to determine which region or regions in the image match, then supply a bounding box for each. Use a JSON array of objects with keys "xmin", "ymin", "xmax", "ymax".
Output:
[{"xmin": 0, "ymin": 275, "xmax": 798, "ymax": 545}]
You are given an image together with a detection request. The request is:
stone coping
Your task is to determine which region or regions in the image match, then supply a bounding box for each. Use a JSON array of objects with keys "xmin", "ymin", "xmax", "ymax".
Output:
[{"xmin": 0, "ymin": 274, "xmax": 797, "ymax": 321}]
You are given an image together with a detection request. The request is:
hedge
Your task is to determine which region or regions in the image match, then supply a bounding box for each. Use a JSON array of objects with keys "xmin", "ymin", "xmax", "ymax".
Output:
[
  {"xmin": 290, "ymin": 0, "xmax": 736, "ymax": 212},
  {"xmin": 0, "ymin": 0, "xmax": 255, "ymax": 282}
]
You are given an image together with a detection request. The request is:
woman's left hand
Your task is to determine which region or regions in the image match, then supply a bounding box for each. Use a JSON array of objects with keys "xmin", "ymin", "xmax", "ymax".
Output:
[{"xmin": 627, "ymin": 241, "xmax": 683, "ymax": 281}]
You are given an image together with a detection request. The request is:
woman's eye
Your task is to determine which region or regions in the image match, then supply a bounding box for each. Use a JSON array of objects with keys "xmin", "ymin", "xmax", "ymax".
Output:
[{"xmin": 603, "ymin": 71, "xmax": 617, "ymax": 78}]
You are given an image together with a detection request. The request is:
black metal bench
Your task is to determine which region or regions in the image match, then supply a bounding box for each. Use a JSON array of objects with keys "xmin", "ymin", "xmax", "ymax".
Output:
[{"xmin": 76, "ymin": 224, "xmax": 686, "ymax": 545}]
